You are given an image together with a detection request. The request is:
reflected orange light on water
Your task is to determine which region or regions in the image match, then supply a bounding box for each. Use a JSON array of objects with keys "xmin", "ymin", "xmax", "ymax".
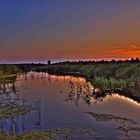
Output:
[
  {"xmin": 16, "ymin": 72, "xmax": 140, "ymax": 108},
  {"xmin": 106, "ymin": 94, "xmax": 140, "ymax": 107},
  {"xmin": 49, "ymin": 75, "xmax": 86, "ymax": 83}
]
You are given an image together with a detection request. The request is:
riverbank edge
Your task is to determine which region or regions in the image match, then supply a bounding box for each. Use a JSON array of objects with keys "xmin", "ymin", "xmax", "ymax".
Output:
[{"xmin": 46, "ymin": 64, "xmax": 140, "ymax": 103}]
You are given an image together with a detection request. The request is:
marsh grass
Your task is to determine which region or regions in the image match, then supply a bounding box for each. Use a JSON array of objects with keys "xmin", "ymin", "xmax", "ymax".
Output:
[
  {"xmin": 47, "ymin": 63, "xmax": 140, "ymax": 103},
  {"xmin": 0, "ymin": 102, "xmax": 31, "ymax": 120},
  {"xmin": 47, "ymin": 63, "xmax": 140, "ymax": 88},
  {"xmin": 0, "ymin": 126, "xmax": 100, "ymax": 140},
  {"xmin": 91, "ymin": 77, "xmax": 126, "ymax": 89}
]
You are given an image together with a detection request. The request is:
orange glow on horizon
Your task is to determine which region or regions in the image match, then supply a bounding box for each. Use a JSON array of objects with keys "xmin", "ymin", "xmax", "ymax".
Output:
[{"xmin": 110, "ymin": 44, "xmax": 140, "ymax": 58}]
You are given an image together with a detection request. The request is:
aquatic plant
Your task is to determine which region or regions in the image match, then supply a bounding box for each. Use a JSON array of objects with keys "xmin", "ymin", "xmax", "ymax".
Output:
[
  {"xmin": 0, "ymin": 102, "xmax": 31, "ymax": 120},
  {"xmin": 0, "ymin": 126, "xmax": 100, "ymax": 140},
  {"xmin": 86, "ymin": 112, "xmax": 140, "ymax": 139}
]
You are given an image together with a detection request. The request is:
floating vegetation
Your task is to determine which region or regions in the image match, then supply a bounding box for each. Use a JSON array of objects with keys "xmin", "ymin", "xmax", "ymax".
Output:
[
  {"xmin": 86, "ymin": 112, "xmax": 140, "ymax": 139},
  {"xmin": 0, "ymin": 80, "xmax": 32, "ymax": 121},
  {"xmin": 117, "ymin": 124, "xmax": 140, "ymax": 139},
  {"xmin": 86, "ymin": 112, "xmax": 136, "ymax": 125},
  {"xmin": 0, "ymin": 102, "xmax": 31, "ymax": 120},
  {"xmin": 63, "ymin": 126, "xmax": 99, "ymax": 139},
  {"xmin": 0, "ymin": 126, "xmax": 101, "ymax": 140}
]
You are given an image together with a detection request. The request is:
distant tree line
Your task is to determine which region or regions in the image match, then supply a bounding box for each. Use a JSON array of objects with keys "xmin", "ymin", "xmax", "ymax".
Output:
[{"xmin": 52, "ymin": 58, "xmax": 140, "ymax": 65}]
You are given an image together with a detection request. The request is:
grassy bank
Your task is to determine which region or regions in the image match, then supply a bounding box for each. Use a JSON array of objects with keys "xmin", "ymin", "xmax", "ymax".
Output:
[
  {"xmin": 0, "ymin": 65, "xmax": 19, "ymax": 82},
  {"xmin": 0, "ymin": 63, "xmax": 47, "ymax": 81},
  {"xmin": 47, "ymin": 63, "xmax": 140, "ymax": 87},
  {"xmin": 0, "ymin": 62, "xmax": 140, "ymax": 101},
  {"xmin": 47, "ymin": 63, "xmax": 140, "ymax": 101}
]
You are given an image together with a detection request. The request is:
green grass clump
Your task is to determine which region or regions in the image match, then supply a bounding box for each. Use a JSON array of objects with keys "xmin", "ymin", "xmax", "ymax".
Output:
[
  {"xmin": 91, "ymin": 77, "xmax": 126, "ymax": 89},
  {"xmin": 0, "ymin": 103, "xmax": 31, "ymax": 120},
  {"xmin": 0, "ymin": 127, "xmax": 98, "ymax": 140},
  {"xmin": 47, "ymin": 63, "xmax": 140, "ymax": 88}
]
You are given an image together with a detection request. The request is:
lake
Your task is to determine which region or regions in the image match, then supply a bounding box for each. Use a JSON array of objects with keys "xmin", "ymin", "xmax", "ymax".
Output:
[{"xmin": 0, "ymin": 72, "xmax": 140, "ymax": 140}]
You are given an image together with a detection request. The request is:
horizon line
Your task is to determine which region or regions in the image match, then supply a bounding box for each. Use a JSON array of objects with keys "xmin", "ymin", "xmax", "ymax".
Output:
[{"xmin": 0, "ymin": 57, "xmax": 139, "ymax": 64}]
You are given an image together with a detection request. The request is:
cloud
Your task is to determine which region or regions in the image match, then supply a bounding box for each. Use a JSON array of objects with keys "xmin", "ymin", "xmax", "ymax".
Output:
[
  {"xmin": 131, "ymin": 44, "xmax": 139, "ymax": 49},
  {"xmin": 111, "ymin": 44, "xmax": 140, "ymax": 57}
]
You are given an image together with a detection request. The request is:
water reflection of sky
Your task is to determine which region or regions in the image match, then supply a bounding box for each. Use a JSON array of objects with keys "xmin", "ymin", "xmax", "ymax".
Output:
[{"xmin": 0, "ymin": 72, "xmax": 140, "ymax": 139}]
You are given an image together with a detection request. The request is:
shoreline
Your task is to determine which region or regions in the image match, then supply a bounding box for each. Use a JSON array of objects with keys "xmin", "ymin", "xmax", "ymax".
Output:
[{"xmin": 46, "ymin": 63, "xmax": 140, "ymax": 103}]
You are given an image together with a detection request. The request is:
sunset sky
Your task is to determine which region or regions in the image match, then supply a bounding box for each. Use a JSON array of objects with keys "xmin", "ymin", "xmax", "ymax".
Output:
[{"xmin": 0, "ymin": 0, "xmax": 140, "ymax": 63}]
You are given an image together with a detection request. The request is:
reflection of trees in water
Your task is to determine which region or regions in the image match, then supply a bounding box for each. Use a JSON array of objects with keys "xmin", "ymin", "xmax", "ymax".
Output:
[
  {"xmin": 22, "ymin": 72, "xmax": 96, "ymax": 106},
  {"xmin": 34, "ymin": 99, "xmax": 41, "ymax": 130},
  {"xmin": 0, "ymin": 82, "xmax": 17, "ymax": 95},
  {"xmin": 18, "ymin": 72, "xmax": 87, "ymax": 88},
  {"xmin": 66, "ymin": 80, "xmax": 93, "ymax": 106},
  {"xmin": 0, "ymin": 81, "xmax": 42, "ymax": 135},
  {"xmin": 9, "ymin": 119, "xmax": 17, "ymax": 135},
  {"xmin": 17, "ymin": 73, "xmax": 117, "ymax": 105},
  {"xmin": 17, "ymin": 72, "xmax": 48, "ymax": 86},
  {"xmin": 65, "ymin": 79, "xmax": 114, "ymax": 105}
]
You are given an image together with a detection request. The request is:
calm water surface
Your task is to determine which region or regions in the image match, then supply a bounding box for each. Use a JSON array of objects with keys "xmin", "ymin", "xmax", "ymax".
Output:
[{"xmin": 0, "ymin": 72, "xmax": 140, "ymax": 139}]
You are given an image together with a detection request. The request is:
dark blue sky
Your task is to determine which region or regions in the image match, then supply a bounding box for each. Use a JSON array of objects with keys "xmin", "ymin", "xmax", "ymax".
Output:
[{"xmin": 0, "ymin": 0, "xmax": 140, "ymax": 62}]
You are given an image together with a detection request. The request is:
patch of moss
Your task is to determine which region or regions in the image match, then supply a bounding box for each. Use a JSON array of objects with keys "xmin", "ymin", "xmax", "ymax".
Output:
[
  {"xmin": 86, "ymin": 112, "xmax": 136, "ymax": 125},
  {"xmin": 0, "ymin": 102, "xmax": 31, "ymax": 120},
  {"xmin": 86, "ymin": 112, "xmax": 140, "ymax": 139},
  {"xmin": 0, "ymin": 126, "xmax": 100, "ymax": 140}
]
